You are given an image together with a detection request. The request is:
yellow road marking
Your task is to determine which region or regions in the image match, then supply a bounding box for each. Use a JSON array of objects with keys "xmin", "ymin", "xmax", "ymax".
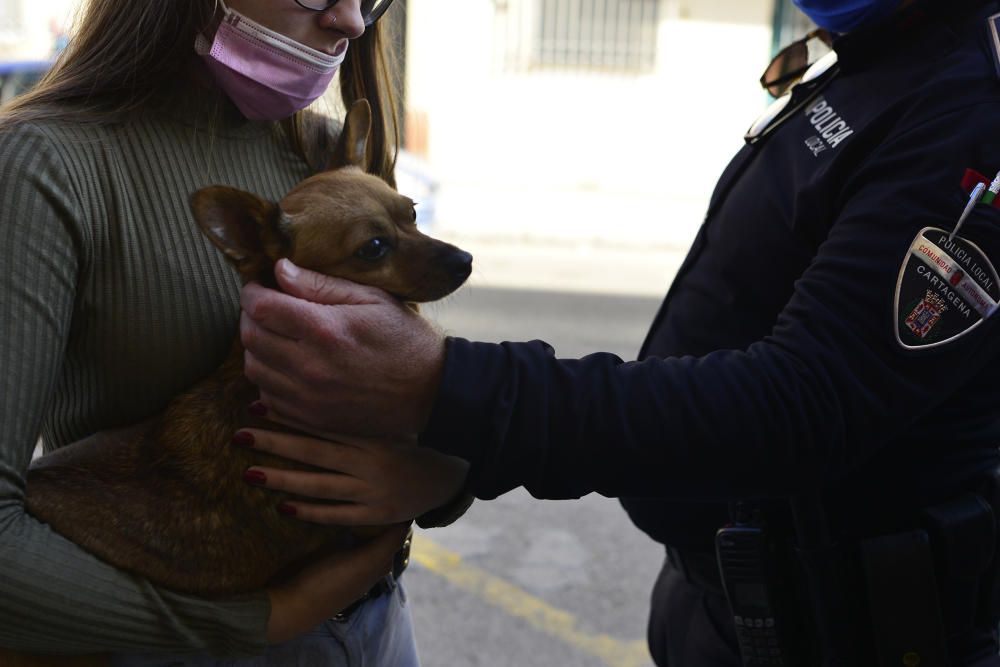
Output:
[{"xmin": 411, "ymin": 533, "xmax": 652, "ymax": 667}]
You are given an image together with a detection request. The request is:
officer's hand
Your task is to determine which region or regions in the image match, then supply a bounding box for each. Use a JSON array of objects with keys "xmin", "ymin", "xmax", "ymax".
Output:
[{"xmin": 240, "ymin": 259, "xmax": 445, "ymax": 436}]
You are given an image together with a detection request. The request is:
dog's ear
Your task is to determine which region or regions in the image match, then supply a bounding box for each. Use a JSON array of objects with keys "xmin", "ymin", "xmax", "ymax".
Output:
[
  {"xmin": 327, "ymin": 99, "xmax": 373, "ymax": 172},
  {"xmin": 190, "ymin": 186, "xmax": 290, "ymax": 284}
]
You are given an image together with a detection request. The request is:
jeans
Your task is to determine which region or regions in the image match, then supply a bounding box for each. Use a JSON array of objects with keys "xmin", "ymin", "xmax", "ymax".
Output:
[{"xmin": 111, "ymin": 579, "xmax": 419, "ymax": 667}]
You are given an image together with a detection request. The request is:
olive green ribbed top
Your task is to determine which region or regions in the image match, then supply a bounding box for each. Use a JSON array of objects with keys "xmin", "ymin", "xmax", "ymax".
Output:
[{"xmin": 0, "ymin": 90, "xmax": 315, "ymax": 656}]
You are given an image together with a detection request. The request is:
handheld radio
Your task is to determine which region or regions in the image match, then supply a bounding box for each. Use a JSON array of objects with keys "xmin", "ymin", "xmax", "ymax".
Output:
[{"xmin": 716, "ymin": 512, "xmax": 800, "ymax": 666}]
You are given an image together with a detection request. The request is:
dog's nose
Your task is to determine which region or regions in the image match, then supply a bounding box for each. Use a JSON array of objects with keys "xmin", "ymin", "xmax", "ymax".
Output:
[{"xmin": 446, "ymin": 250, "xmax": 474, "ymax": 281}]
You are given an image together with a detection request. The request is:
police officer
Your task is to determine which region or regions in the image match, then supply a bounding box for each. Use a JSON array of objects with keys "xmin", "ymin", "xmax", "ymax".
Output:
[{"xmin": 237, "ymin": 0, "xmax": 1000, "ymax": 663}]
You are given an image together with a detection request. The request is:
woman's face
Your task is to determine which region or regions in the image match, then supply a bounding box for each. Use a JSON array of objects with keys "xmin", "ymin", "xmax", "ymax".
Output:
[{"xmin": 224, "ymin": 0, "xmax": 365, "ymax": 54}]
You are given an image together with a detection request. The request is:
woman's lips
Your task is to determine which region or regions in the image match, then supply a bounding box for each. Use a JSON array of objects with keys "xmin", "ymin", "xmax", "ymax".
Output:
[{"xmin": 326, "ymin": 39, "xmax": 348, "ymax": 57}]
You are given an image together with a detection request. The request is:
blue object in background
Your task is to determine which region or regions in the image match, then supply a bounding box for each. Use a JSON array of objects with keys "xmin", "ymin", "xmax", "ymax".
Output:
[
  {"xmin": 394, "ymin": 149, "xmax": 439, "ymax": 231},
  {"xmin": 0, "ymin": 61, "xmax": 52, "ymax": 105}
]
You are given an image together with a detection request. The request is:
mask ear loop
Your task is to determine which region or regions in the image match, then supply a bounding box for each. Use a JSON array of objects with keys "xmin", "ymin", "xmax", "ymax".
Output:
[{"xmin": 198, "ymin": 0, "xmax": 224, "ymax": 40}]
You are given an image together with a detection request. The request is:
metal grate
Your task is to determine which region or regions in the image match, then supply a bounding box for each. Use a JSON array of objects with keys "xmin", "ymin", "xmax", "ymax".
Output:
[{"xmin": 496, "ymin": 0, "xmax": 660, "ymax": 75}]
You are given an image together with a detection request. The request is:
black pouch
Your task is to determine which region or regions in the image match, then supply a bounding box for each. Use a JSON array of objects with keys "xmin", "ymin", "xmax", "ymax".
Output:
[
  {"xmin": 860, "ymin": 529, "xmax": 950, "ymax": 667},
  {"xmin": 973, "ymin": 468, "xmax": 1000, "ymax": 628},
  {"xmin": 922, "ymin": 492, "xmax": 996, "ymax": 638}
]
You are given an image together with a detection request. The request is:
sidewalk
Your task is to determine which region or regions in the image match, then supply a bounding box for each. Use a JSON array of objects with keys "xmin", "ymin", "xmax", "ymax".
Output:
[{"xmin": 438, "ymin": 234, "xmax": 692, "ymax": 298}]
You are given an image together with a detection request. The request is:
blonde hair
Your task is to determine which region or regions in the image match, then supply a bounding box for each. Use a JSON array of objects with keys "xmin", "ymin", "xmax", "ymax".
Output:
[{"xmin": 0, "ymin": 0, "xmax": 401, "ymax": 183}]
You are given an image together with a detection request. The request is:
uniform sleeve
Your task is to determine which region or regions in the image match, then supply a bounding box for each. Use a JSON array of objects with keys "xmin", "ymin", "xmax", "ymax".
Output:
[
  {"xmin": 419, "ymin": 105, "xmax": 1000, "ymax": 502},
  {"xmin": 0, "ymin": 125, "xmax": 269, "ymax": 657}
]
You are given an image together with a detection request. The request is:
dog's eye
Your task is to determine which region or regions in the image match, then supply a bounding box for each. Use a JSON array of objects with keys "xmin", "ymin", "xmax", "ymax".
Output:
[
  {"xmin": 410, "ymin": 207, "xmax": 417, "ymax": 223},
  {"xmin": 355, "ymin": 237, "xmax": 392, "ymax": 261}
]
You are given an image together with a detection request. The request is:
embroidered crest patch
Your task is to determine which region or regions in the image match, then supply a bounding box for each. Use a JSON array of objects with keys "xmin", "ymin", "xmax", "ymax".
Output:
[
  {"xmin": 904, "ymin": 290, "xmax": 948, "ymax": 339},
  {"xmin": 895, "ymin": 227, "xmax": 999, "ymax": 350}
]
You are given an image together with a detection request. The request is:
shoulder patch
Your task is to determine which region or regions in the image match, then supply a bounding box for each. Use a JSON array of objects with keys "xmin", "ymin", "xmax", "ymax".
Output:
[{"xmin": 894, "ymin": 227, "xmax": 999, "ymax": 350}]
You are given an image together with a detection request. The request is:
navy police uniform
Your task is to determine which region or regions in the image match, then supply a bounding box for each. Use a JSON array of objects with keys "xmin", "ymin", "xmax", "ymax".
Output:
[{"xmin": 420, "ymin": 0, "xmax": 1000, "ymax": 664}]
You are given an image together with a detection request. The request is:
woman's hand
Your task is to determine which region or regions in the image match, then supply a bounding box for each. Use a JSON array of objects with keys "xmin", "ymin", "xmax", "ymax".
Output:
[
  {"xmin": 235, "ymin": 427, "xmax": 470, "ymax": 526},
  {"xmin": 266, "ymin": 522, "xmax": 410, "ymax": 644}
]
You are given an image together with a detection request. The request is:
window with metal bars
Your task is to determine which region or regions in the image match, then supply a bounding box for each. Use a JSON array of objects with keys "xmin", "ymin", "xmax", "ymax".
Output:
[
  {"xmin": 771, "ymin": 0, "xmax": 814, "ymax": 54},
  {"xmin": 496, "ymin": 0, "xmax": 661, "ymax": 75}
]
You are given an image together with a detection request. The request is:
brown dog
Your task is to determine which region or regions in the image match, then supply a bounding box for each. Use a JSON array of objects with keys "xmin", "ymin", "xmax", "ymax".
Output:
[{"xmin": 1, "ymin": 99, "xmax": 471, "ymax": 665}]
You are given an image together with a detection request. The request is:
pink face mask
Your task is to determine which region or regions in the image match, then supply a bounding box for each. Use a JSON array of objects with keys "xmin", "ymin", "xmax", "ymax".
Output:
[{"xmin": 195, "ymin": 0, "xmax": 348, "ymax": 121}]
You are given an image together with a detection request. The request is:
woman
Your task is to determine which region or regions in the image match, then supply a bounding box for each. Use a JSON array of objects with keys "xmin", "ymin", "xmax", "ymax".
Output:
[{"xmin": 0, "ymin": 0, "xmax": 457, "ymax": 663}]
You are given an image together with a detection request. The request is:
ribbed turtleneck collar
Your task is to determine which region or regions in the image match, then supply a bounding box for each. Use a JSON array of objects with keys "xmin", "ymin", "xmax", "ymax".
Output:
[{"xmin": 145, "ymin": 70, "xmax": 273, "ymax": 139}]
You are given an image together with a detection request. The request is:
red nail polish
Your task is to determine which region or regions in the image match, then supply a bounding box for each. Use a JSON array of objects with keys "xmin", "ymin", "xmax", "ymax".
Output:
[
  {"xmin": 277, "ymin": 503, "xmax": 297, "ymax": 517},
  {"xmin": 249, "ymin": 401, "xmax": 268, "ymax": 417},
  {"xmin": 244, "ymin": 469, "xmax": 267, "ymax": 486},
  {"xmin": 231, "ymin": 432, "xmax": 255, "ymax": 448}
]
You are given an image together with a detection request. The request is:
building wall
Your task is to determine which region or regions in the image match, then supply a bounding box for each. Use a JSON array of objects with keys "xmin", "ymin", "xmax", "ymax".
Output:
[
  {"xmin": 405, "ymin": 0, "xmax": 776, "ymax": 247},
  {"xmin": 1, "ymin": 0, "xmax": 781, "ymax": 249},
  {"xmin": 0, "ymin": 0, "xmax": 75, "ymax": 60}
]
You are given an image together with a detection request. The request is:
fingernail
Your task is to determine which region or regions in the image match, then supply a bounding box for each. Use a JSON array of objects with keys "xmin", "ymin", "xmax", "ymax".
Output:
[
  {"xmin": 277, "ymin": 503, "xmax": 297, "ymax": 517},
  {"xmin": 248, "ymin": 401, "xmax": 268, "ymax": 417},
  {"xmin": 280, "ymin": 260, "xmax": 300, "ymax": 280},
  {"xmin": 231, "ymin": 431, "xmax": 255, "ymax": 448},
  {"xmin": 243, "ymin": 469, "xmax": 267, "ymax": 486}
]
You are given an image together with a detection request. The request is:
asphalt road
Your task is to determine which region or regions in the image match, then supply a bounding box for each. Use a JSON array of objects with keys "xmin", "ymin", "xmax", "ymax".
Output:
[{"xmin": 408, "ymin": 286, "xmax": 667, "ymax": 667}]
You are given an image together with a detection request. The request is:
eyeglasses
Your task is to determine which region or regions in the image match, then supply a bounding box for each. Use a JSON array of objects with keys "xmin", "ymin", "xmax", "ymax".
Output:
[
  {"xmin": 760, "ymin": 29, "xmax": 833, "ymax": 98},
  {"xmin": 293, "ymin": 0, "xmax": 395, "ymax": 26}
]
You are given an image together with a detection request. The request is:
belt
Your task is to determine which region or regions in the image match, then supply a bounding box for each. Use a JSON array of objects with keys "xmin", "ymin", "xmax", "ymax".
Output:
[
  {"xmin": 665, "ymin": 546, "xmax": 726, "ymax": 596},
  {"xmin": 333, "ymin": 527, "xmax": 413, "ymax": 622}
]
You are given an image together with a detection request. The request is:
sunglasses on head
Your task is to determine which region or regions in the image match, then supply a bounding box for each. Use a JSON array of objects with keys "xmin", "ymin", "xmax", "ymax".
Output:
[
  {"xmin": 293, "ymin": 0, "xmax": 395, "ymax": 26},
  {"xmin": 760, "ymin": 28, "xmax": 834, "ymax": 98}
]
